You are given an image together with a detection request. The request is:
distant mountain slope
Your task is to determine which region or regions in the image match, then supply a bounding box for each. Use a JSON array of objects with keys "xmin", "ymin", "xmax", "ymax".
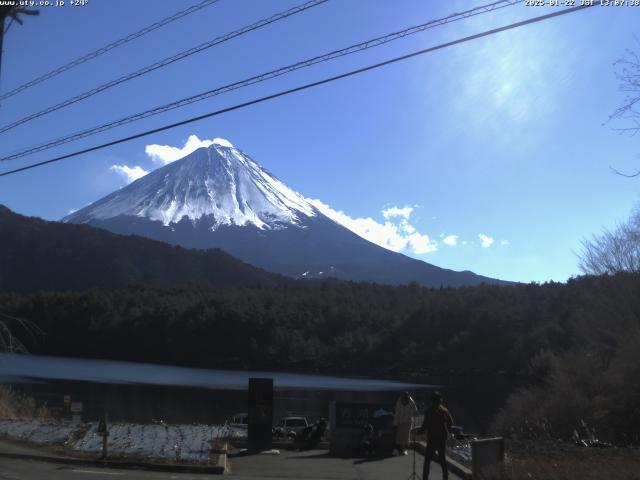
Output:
[
  {"xmin": 64, "ymin": 139, "xmax": 509, "ymax": 287},
  {"xmin": 0, "ymin": 205, "xmax": 287, "ymax": 293}
]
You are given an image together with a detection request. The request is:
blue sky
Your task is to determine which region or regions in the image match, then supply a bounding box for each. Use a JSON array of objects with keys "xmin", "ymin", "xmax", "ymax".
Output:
[{"xmin": 0, "ymin": 0, "xmax": 638, "ymax": 283}]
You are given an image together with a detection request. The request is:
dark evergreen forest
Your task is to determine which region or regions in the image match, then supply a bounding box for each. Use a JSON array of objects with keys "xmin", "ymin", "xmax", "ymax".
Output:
[{"xmin": 2, "ymin": 273, "xmax": 639, "ymax": 440}]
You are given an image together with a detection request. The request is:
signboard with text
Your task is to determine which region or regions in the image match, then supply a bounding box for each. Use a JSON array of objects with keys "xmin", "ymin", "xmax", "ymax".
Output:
[
  {"xmin": 333, "ymin": 402, "xmax": 393, "ymax": 429},
  {"xmin": 329, "ymin": 401, "xmax": 395, "ymax": 456}
]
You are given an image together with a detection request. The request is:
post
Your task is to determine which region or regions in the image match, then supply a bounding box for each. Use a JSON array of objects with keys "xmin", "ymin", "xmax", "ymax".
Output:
[
  {"xmin": 247, "ymin": 378, "xmax": 273, "ymax": 452},
  {"xmin": 97, "ymin": 412, "xmax": 109, "ymax": 460},
  {"xmin": 63, "ymin": 394, "xmax": 71, "ymax": 421},
  {"xmin": 0, "ymin": 10, "xmax": 6, "ymax": 81}
]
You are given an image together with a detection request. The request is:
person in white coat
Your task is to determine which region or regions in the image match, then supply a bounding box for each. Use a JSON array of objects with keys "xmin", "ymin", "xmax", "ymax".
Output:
[{"xmin": 393, "ymin": 391, "xmax": 418, "ymax": 455}]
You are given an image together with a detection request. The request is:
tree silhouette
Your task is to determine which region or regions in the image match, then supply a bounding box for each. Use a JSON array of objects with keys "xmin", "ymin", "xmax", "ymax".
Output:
[{"xmin": 579, "ymin": 205, "xmax": 640, "ymax": 275}]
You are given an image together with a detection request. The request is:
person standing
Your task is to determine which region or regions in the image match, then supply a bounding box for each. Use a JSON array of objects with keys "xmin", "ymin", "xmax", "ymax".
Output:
[
  {"xmin": 414, "ymin": 392, "xmax": 454, "ymax": 480},
  {"xmin": 393, "ymin": 391, "xmax": 418, "ymax": 455}
]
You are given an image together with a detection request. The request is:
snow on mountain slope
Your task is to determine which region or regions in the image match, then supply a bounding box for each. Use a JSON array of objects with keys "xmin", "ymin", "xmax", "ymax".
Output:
[{"xmin": 65, "ymin": 141, "xmax": 316, "ymax": 229}]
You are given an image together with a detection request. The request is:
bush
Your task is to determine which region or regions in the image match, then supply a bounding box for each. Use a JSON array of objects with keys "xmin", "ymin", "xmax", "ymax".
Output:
[{"xmin": 0, "ymin": 386, "xmax": 49, "ymax": 420}]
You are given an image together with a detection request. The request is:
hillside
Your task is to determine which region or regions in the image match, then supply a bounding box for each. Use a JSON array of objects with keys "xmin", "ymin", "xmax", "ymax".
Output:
[{"xmin": 0, "ymin": 205, "xmax": 288, "ymax": 292}]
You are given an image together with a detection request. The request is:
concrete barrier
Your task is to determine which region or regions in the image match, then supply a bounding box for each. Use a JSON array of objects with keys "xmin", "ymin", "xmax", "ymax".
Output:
[
  {"xmin": 411, "ymin": 441, "xmax": 472, "ymax": 480},
  {"xmin": 471, "ymin": 437, "xmax": 504, "ymax": 479}
]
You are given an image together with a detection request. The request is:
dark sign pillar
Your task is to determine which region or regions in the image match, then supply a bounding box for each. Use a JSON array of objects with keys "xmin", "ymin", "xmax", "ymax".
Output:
[{"xmin": 248, "ymin": 378, "xmax": 273, "ymax": 452}]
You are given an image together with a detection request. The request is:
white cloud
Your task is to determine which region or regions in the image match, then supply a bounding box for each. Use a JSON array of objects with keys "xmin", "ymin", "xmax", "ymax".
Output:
[
  {"xmin": 109, "ymin": 164, "xmax": 149, "ymax": 183},
  {"xmin": 308, "ymin": 199, "xmax": 437, "ymax": 254},
  {"xmin": 109, "ymin": 135, "xmax": 233, "ymax": 183},
  {"xmin": 401, "ymin": 223, "xmax": 416, "ymax": 234},
  {"xmin": 442, "ymin": 234, "xmax": 459, "ymax": 246},
  {"xmin": 211, "ymin": 138, "xmax": 233, "ymax": 148},
  {"xmin": 382, "ymin": 206, "xmax": 413, "ymax": 220},
  {"xmin": 478, "ymin": 234, "xmax": 495, "ymax": 248},
  {"xmin": 406, "ymin": 232, "xmax": 438, "ymax": 254},
  {"xmin": 145, "ymin": 135, "xmax": 233, "ymax": 165},
  {"xmin": 500, "ymin": 239, "xmax": 510, "ymax": 246}
]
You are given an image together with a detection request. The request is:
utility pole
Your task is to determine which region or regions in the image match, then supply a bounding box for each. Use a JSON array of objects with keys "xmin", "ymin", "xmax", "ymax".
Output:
[
  {"xmin": 0, "ymin": 7, "xmax": 9, "ymax": 81},
  {"xmin": 0, "ymin": 5, "xmax": 39, "ymax": 83}
]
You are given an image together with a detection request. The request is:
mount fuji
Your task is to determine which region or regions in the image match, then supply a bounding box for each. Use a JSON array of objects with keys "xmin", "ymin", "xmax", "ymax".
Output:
[{"xmin": 64, "ymin": 139, "xmax": 506, "ymax": 287}]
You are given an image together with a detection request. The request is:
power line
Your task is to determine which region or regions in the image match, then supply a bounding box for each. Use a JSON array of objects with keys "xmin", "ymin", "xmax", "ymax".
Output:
[
  {"xmin": 0, "ymin": 0, "xmax": 521, "ymax": 162},
  {"xmin": 0, "ymin": 0, "xmax": 222, "ymax": 101},
  {"xmin": 0, "ymin": 0, "xmax": 329, "ymax": 134},
  {"xmin": 0, "ymin": 3, "xmax": 596, "ymax": 179}
]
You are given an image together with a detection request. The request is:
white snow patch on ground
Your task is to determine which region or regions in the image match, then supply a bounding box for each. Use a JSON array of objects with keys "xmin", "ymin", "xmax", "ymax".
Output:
[
  {"xmin": 0, "ymin": 420, "xmax": 77, "ymax": 445},
  {"xmin": 0, "ymin": 420, "xmax": 239, "ymax": 464}
]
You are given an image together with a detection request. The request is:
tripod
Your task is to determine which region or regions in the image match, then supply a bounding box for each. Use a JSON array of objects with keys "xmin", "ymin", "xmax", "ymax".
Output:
[{"xmin": 406, "ymin": 428, "xmax": 422, "ymax": 480}]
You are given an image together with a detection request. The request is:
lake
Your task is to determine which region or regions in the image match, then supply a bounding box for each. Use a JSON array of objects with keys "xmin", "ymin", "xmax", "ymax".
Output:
[
  {"xmin": 0, "ymin": 353, "xmax": 434, "ymax": 425},
  {"xmin": 0, "ymin": 354, "xmax": 514, "ymax": 432}
]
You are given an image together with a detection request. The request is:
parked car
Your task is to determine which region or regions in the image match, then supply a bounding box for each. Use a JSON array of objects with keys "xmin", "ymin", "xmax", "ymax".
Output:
[
  {"xmin": 226, "ymin": 413, "xmax": 249, "ymax": 430},
  {"xmin": 273, "ymin": 416, "xmax": 309, "ymax": 438}
]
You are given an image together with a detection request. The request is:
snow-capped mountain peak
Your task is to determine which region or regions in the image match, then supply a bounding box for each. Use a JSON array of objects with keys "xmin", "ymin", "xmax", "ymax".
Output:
[
  {"xmin": 64, "ymin": 140, "xmax": 317, "ymax": 229},
  {"xmin": 62, "ymin": 137, "xmax": 508, "ymax": 287}
]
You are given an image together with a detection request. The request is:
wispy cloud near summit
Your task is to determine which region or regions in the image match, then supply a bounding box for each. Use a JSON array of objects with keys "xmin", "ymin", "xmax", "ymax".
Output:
[
  {"xmin": 308, "ymin": 199, "xmax": 437, "ymax": 255},
  {"xmin": 109, "ymin": 164, "xmax": 149, "ymax": 184},
  {"xmin": 382, "ymin": 206, "xmax": 413, "ymax": 220},
  {"xmin": 145, "ymin": 135, "xmax": 233, "ymax": 165}
]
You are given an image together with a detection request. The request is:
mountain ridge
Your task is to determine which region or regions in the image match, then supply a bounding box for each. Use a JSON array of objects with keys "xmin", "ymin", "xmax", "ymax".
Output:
[{"xmin": 0, "ymin": 205, "xmax": 288, "ymax": 293}]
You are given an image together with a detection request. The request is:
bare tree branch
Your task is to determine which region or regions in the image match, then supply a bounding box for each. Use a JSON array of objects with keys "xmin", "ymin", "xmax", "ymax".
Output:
[
  {"xmin": 0, "ymin": 312, "xmax": 43, "ymax": 353},
  {"xmin": 579, "ymin": 206, "xmax": 640, "ymax": 275},
  {"xmin": 608, "ymin": 42, "xmax": 640, "ymax": 173},
  {"xmin": 609, "ymin": 44, "xmax": 640, "ymax": 123},
  {"xmin": 609, "ymin": 165, "xmax": 640, "ymax": 177}
]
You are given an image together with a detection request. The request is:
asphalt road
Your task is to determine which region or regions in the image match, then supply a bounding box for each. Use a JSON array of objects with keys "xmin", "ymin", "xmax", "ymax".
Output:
[
  {"xmin": 0, "ymin": 449, "xmax": 459, "ymax": 480},
  {"xmin": 228, "ymin": 448, "xmax": 459, "ymax": 479},
  {"xmin": 0, "ymin": 458, "xmax": 216, "ymax": 480}
]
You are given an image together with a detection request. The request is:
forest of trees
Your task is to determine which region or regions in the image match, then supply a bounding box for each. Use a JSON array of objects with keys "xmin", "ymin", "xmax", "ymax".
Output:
[
  {"xmin": 1, "ymin": 272, "xmax": 639, "ymax": 441},
  {"xmin": 0, "ymin": 205, "xmax": 288, "ymax": 293}
]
